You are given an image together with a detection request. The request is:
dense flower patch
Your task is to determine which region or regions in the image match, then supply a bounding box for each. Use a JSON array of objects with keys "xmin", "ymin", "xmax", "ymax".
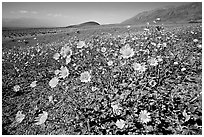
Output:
[{"xmin": 2, "ymin": 23, "xmax": 202, "ymax": 135}]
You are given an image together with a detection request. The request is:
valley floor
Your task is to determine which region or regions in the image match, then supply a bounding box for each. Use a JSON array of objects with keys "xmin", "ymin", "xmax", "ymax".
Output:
[{"xmin": 2, "ymin": 23, "xmax": 202, "ymax": 135}]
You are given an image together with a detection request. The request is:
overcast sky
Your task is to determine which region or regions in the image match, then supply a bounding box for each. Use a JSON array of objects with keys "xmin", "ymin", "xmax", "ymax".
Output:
[{"xmin": 2, "ymin": 2, "xmax": 189, "ymax": 27}]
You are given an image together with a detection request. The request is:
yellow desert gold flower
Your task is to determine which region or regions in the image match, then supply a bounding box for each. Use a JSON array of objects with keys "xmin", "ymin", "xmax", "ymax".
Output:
[
  {"xmin": 49, "ymin": 77, "xmax": 59, "ymax": 88},
  {"xmin": 139, "ymin": 110, "xmax": 151, "ymax": 124},
  {"xmin": 80, "ymin": 71, "xmax": 91, "ymax": 83},
  {"xmin": 107, "ymin": 60, "xmax": 114, "ymax": 66},
  {"xmin": 115, "ymin": 119, "xmax": 126, "ymax": 129},
  {"xmin": 101, "ymin": 47, "xmax": 106, "ymax": 53},
  {"xmin": 34, "ymin": 111, "xmax": 48, "ymax": 125},
  {"xmin": 148, "ymin": 58, "xmax": 158, "ymax": 66},
  {"xmin": 132, "ymin": 62, "xmax": 147, "ymax": 72},
  {"xmin": 13, "ymin": 85, "xmax": 20, "ymax": 92},
  {"xmin": 30, "ymin": 81, "xmax": 37, "ymax": 88},
  {"xmin": 120, "ymin": 44, "xmax": 134, "ymax": 59},
  {"xmin": 53, "ymin": 52, "xmax": 60, "ymax": 60},
  {"xmin": 15, "ymin": 111, "xmax": 25, "ymax": 123},
  {"xmin": 59, "ymin": 66, "xmax": 69, "ymax": 79},
  {"xmin": 77, "ymin": 41, "xmax": 86, "ymax": 48},
  {"xmin": 60, "ymin": 45, "xmax": 72, "ymax": 58}
]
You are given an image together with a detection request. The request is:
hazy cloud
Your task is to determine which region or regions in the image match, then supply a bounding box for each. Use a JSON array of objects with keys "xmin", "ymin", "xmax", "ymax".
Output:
[
  {"xmin": 47, "ymin": 13, "xmax": 63, "ymax": 17},
  {"xmin": 31, "ymin": 11, "xmax": 38, "ymax": 14},
  {"xmin": 19, "ymin": 10, "xmax": 38, "ymax": 14},
  {"xmin": 19, "ymin": 10, "xmax": 28, "ymax": 14}
]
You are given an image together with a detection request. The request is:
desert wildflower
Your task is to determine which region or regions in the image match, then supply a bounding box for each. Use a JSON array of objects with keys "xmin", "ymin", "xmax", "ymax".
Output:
[
  {"xmin": 193, "ymin": 39, "xmax": 198, "ymax": 43},
  {"xmin": 120, "ymin": 44, "xmax": 134, "ymax": 59},
  {"xmin": 49, "ymin": 77, "xmax": 59, "ymax": 88},
  {"xmin": 54, "ymin": 69, "xmax": 61, "ymax": 75},
  {"xmin": 156, "ymin": 18, "xmax": 161, "ymax": 21},
  {"xmin": 157, "ymin": 56, "xmax": 163, "ymax": 62},
  {"xmin": 13, "ymin": 85, "xmax": 20, "ymax": 92},
  {"xmin": 148, "ymin": 58, "xmax": 158, "ymax": 66},
  {"xmin": 77, "ymin": 41, "xmax": 86, "ymax": 48},
  {"xmin": 111, "ymin": 102, "xmax": 123, "ymax": 115},
  {"xmin": 174, "ymin": 61, "xmax": 179, "ymax": 65},
  {"xmin": 163, "ymin": 43, "xmax": 167, "ymax": 47},
  {"xmin": 149, "ymin": 79, "xmax": 157, "ymax": 87},
  {"xmin": 101, "ymin": 47, "xmax": 106, "ymax": 53},
  {"xmin": 181, "ymin": 68, "xmax": 186, "ymax": 72},
  {"xmin": 140, "ymin": 65, "xmax": 147, "ymax": 72},
  {"xmin": 107, "ymin": 60, "xmax": 114, "ymax": 66},
  {"xmin": 151, "ymin": 42, "xmax": 156, "ymax": 46},
  {"xmin": 133, "ymin": 62, "xmax": 142, "ymax": 71},
  {"xmin": 139, "ymin": 110, "xmax": 151, "ymax": 124},
  {"xmin": 91, "ymin": 86, "xmax": 99, "ymax": 91},
  {"xmin": 15, "ymin": 111, "xmax": 25, "ymax": 124},
  {"xmin": 115, "ymin": 119, "xmax": 126, "ymax": 129},
  {"xmin": 144, "ymin": 28, "xmax": 149, "ymax": 31},
  {"xmin": 60, "ymin": 46, "xmax": 72, "ymax": 58},
  {"xmin": 66, "ymin": 56, "xmax": 71, "ymax": 64},
  {"xmin": 133, "ymin": 62, "xmax": 147, "ymax": 72},
  {"xmin": 59, "ymin": 66, "xmax": 69, "ymax": 79},
  {"xmin": 197, "ymin": 44, "xmax": 202, "ymax": 48},
  {"xmin": 80, "ymin": 71, "xmax": 91, "ymax": 83},
  {"xmin": 48, "ymin": 95, "xmax": 54, "ymax": 104},
  {"xmin": 34, "ymin": 111, "xmax": 48, "ymax": 125},
  {"xmin": 53, "ymin": 53, "xmax": 60, "ymax": 60},
  {"xmin": 30, "ymin": 81, "xmax": 37, "ymax": 88}
]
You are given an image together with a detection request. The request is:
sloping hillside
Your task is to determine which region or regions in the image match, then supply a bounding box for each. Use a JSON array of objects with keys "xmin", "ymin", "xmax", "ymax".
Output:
[
  {"xmin": 66, "ymin": 21, "xmax": 100, "ymax": 28},
  {"xmin": 122, "ymin": 2, "xmax": 202, "ymax": 24}
]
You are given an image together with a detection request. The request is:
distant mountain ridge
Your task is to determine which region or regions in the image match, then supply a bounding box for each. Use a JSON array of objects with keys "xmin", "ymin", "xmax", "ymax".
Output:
[
  {"xmin": 66, "ymin": 21, "xmax": 100, "ymax": 28},
  {"xmin": 122, "ymin": 2, "xmax": 202, "ymax": 24}
]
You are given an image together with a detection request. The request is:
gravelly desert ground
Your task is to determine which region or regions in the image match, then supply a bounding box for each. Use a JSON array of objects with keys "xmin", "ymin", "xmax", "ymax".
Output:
[{"xmin": 2, "ymin": 23, "xmax": 202, "ymax": 135}]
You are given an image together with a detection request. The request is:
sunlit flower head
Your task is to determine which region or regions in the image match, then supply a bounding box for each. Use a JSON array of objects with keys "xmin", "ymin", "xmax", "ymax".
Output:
[
  {"xmin": 181, "ymin": 68, "xmax": 186, "ymax": 72},
  {"xmin": 15, "ymin": 111, "xmax": 25, "ymax": 124},
  {"xmin": 193, "ymin": 39, "xmax": 198, "ymax": 43},
  {"xmin": 133, "ymin": 62, "xmax": 142, "ymax": 71},
  {"xmin": 107, "ymin": 60, "xmax": 114, "ymax": 66},
  {"xmin": 53, "ymin": 52, "xmax": 60, "ymax": 60},
  {"xmin": 148, "ymin": 58, "xmax": 158, "ymax": 66},
  {"xmin": 111, "ymin": 102, "xmax": 122, "ymax": 115},
  {"xmin": 133, "ymin": 62, "xmax": 147, "ymax": 72},
  {"xmin": 49, "ymin": 77, "xmax": 59, "ymax": 88},
  {"xmin": 151, "ymin": 42, "xmax": 156, "ymax": 46},
  {"xmin": 34, "ymin": 111, "xmax": 48, "ymax": 125},
  {"xmin": 60, "ymin": 46, "xmax": 72, "ymax": 58},
  {"xmin": 80, "ymin": 71, "xmax": 91, "ymax": 83},
  {"xmin": 120, "ymin": 44, "xmax": 134, "ymax": 59},
  {"xmin": 13, "ymin": 85, "xmax": 20, "ymax": 92},
  {"xmin": 54, "ymin": 69, "xmax": 61, "ymax": 75},
  {"xmin": 197, "ymin": 44, "xmax": 202, "ymax": 48},
  {"xmin": 149, "ymin": 79, "xmax": 157, "ymax": 87},
  {"xmin": 30, "ymin": 81, "xmax": 37, "ymax": 88},
  {"xmin": 163, "ymin": 43, "xmax": 167, "ymax": 47},
  {"xmin": 101, "ymin": 47, "xmax": 106, "ymax": 53},
  {"xmin": 174, "ymin": 61, "xmax": 179, "ymax": 65},
  {"xmin": 144, "ymin": 28, "xmax": 149, "ymax": 31},
  {"xmin": 157, "ymin": 56, "xmax": 163, "ymax": 62},
  {"xmin": 77, "ymin": 41, "xmax": 86, "ymax": 48},
  {"xmin": 139, "ymin": 110, "xmax": 151, "ymax": 124},
  {"xmin": 115, "ymin": 119, "xmax": 126, "ymax": 129},
  {"xmin": 156, "ymin": 18, "xmax": 161, "ymax": 21},
  {"xmin": 59, "ymin": 66, "xmax": 69, "ymax": 79},
  {"xmin": 66, "ymin": 56, "xmax": 71, "ymax": 64},
  {"xmin": 127, "ymin": 25, "xmax": 131, "ymax": 29}
]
